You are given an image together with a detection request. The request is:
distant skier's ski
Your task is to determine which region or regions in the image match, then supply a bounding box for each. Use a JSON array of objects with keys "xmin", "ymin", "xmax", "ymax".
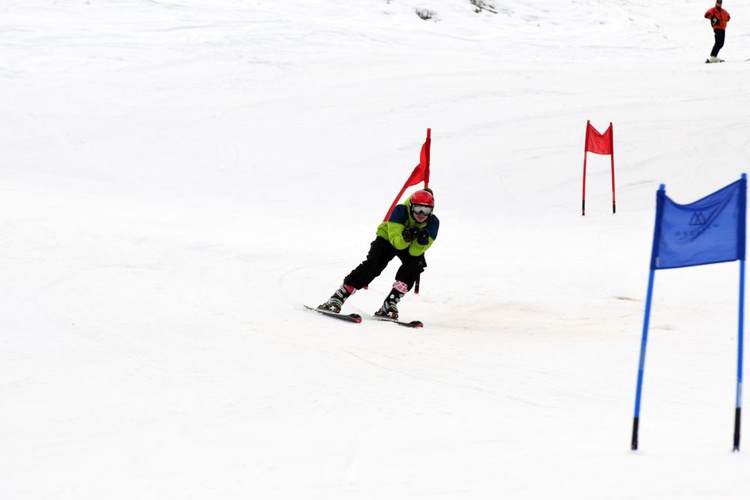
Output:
[
  {"xmin": 372, "ymin": 315, "xmax": 423, "ymax": 328},
  {"xmin": 304, "ymin": 305, "xmax": 362, "ymax": 323},
  {"xmin": 705, "ymin": 58, "xmax": 725, "ymax": 63}
]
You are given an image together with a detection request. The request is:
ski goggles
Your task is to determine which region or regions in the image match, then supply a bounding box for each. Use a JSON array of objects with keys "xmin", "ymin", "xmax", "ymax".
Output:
[{"xmin": 412, "ymin": 205, "xmax": 433, "ymax": 216}]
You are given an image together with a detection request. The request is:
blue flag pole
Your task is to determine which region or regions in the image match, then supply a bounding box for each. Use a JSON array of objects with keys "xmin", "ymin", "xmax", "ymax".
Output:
[
  {"xmin": 632, "ymin": 183, "xmax": 666, "ymax": 451},
  {"xmin": 632, "ymin": 268, "xmax": 656, "ymax": 451},
  {"xmin": 733, "ymin": 173, "xmax": 747, "ymax": 452},
  {"xmin": 735, "ymin": 258, "xmax": 745, "ymax": 452}
]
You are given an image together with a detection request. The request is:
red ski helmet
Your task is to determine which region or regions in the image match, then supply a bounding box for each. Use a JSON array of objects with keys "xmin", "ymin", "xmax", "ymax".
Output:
[{"xmin": 410, "ymin": 189, "xmax": 435, "ymax": 208}]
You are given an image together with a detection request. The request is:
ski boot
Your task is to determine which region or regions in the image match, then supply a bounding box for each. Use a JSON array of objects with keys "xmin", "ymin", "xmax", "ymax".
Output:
[
  {"xmin": 318, "ymin": 283, "xmax": 355, "ymax": 313},
  {"xmin": 374, "ymin": 281, "xmax": 408, "ymax": 320}
]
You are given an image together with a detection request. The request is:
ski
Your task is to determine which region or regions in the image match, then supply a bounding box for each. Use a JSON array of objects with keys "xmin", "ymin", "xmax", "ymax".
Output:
[
  {"xmin": 372, "ymin": 315, "xmax": 423, "ymax": 328},
  {"xmin": 705, "ymin": 58, "xmax": 725, "ymax": 63},
  {"xmin": 304, "ymin": 305, "xmax": 421, "ymax": 327},
  {"xmin": 304, "ymin": 305, "xmax": 362, "ymax": 323}
]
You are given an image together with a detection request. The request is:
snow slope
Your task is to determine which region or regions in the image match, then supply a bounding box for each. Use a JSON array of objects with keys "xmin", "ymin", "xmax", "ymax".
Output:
[{"xmin": 2, "ymin": 0, "xmax": 750, "ymax": 498}]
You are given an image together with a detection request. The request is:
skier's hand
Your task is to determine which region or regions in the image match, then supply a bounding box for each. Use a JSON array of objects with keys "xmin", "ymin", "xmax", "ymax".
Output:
[
  {"xmin": 711, "ymin": 16, "xmax": 718, "ymax": 26},
  {"xmin": 402, "ymin": 227, "xmax": 418, "ymax": 242},
  {"xmin": 416, "ymin": 228, "xmax": 430, "ymax": 245}
]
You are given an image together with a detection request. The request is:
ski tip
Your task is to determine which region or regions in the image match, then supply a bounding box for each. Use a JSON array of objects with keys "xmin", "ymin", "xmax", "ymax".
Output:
[{"xmin": 410, "ymin": 321, "xmax": 424, "ymax": 328}]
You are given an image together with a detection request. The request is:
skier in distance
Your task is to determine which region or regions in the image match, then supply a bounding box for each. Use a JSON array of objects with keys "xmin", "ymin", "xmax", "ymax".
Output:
[{"xmin": 705, "ymin": 0, "xmax": 730, "ymax": 63}]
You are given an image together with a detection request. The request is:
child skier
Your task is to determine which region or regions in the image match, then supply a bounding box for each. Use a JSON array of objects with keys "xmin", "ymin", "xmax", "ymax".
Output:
[{"xmin": 318, "ymin": 188, "xmax": 439, "ymax": 320}]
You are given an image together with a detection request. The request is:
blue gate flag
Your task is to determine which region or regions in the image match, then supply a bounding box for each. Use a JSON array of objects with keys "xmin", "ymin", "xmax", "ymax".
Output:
[{"xmin": 650, "ymin": 177, "xmax": 747, "ymax": 270}]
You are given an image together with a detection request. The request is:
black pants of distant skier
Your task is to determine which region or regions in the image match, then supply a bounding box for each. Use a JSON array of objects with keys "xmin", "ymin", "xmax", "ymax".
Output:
[
  {"xmin": 344, "ymin": 236, "xmax": 426, "ymax": 291},
  {"xmin": 711, "ymin": 29, "xmax": 725, "ymax": 57}
]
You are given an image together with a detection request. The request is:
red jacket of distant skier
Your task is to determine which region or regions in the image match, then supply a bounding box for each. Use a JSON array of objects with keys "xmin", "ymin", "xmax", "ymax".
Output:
[{"xmin": 705, "ymin": 6, "xmax": 730, "ymax": 30}]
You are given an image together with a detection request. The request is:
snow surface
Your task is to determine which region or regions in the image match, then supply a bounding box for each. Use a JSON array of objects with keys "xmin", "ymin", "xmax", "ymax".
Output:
[{"xmin": 3, "ymin": 0, "xmax": 750, "ymax": 498}]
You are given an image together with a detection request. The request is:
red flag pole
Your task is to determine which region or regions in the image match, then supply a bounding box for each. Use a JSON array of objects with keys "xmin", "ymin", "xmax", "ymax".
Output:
[
  {"xmin": 423, "ymin": 128, "xmax": 431, "ymax": 189},
  {"xmin": 582, "ymin": 121, "xmax": 590, "ymax": 216},
  {"xmin": 609, "ymin": 122, "xmax": 616, "ymax": 214},
  {"xmin": 417, "ymin": 128, "xmax": 431, "ymax": 294},
  {"xmin": 382, "ymin": 129, "xmax": 432, "ymax": 291}
]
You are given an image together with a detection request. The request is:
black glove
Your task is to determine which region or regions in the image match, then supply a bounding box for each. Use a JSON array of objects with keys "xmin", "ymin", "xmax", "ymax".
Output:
[
  {"xmin": 416, "ymin": 228, "xmax": 430, "ymax": 245},
  {"xmin": 402, "ymin": 227, "xmax": 418, "ymax": 242},
  {"xmin": 712, "ymin": 16, "xmax": 718, "ymax": 26}
]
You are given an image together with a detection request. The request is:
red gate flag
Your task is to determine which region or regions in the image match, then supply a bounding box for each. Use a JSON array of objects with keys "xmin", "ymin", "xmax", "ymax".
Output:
[
  {"xmin": 383, "ymin": 128, "xmax": 431, "ymax": 221},
  {"xmin": 582, "ymin": 120, "xmax": 616, "ymax": 215},
  {"xmin": 585, "ymin": 121, "xmax": 613, "ymax": 155}
]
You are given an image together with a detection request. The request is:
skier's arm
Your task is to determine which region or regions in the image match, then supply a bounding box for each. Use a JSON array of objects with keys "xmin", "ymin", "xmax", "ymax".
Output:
[
  {"xmin": 378, "ymin": 205, "xmax": 411, "ymax": 250},
  {"xmin": 408, "ymin": 216, "xmax": 439, "ymax": 256}
]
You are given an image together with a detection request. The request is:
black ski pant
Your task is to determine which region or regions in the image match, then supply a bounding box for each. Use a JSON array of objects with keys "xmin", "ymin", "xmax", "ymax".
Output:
[
  {"xmin": 344, "ymin": 236, "xmax": 426, "ymax": 292},
  {"xmin": 711, "ymin": 29, "xmax": 725, "ymax": 57}
]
